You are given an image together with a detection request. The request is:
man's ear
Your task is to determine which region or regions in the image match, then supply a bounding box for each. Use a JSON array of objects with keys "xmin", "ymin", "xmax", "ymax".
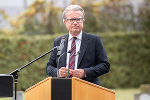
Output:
[
  {"xmin": 83, "ymin": 19, "xmax": 85, "ymax": 23},
  {"xmin": 63, "ymin": 20, "xmax": 66, "ymax": 24}
]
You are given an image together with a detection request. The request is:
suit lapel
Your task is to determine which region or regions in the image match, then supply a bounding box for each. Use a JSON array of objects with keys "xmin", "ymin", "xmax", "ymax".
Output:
[{"xmin": 77, "ymin": 32, "xmax": 89, "ymax": 68}]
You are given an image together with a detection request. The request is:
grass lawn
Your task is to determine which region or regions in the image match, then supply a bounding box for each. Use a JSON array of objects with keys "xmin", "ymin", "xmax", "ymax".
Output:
[
  {"xmin": 114, "ymin": 88, "xmax": 140, "ymax": 100},
  {"xmin": 0, "ymin": 88, "xmax": 140, "ymax": 100}
]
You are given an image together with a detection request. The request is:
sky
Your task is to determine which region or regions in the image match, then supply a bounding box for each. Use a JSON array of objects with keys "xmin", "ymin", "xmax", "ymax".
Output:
[
  {"xmin": 0, "ymin": 0, "xmax": 34, "ymax": 7},
  {"xmin": 0, "ymin": 0, "xmax": 71, "ymax": 18}
]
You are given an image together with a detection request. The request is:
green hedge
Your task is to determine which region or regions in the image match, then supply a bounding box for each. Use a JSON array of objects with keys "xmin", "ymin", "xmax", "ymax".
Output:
[
  {"xmin": 0, "ymin": 32, "xmax": 149, "ymax": 90},
  {"xmin": 100, "ymin": 32, "xmax": 150, "ymax": 88}
]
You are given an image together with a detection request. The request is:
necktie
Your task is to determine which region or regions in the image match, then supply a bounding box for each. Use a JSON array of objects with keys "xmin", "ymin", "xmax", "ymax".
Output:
[{"xmin": 69, "ymin": 37, "xmax": 77, "ymax": 70}]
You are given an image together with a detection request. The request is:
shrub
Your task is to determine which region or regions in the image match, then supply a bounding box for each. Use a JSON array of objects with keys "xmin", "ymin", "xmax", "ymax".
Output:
[{"xmin": 0, "ymin": 32, "xmax": 149, "ymax": 90}]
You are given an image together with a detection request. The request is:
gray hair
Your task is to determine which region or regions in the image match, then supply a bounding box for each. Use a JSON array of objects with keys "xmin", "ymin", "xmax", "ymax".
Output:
[{"xmin": 62, "ymin": 5, "xmax": 85, "ymax": 20}]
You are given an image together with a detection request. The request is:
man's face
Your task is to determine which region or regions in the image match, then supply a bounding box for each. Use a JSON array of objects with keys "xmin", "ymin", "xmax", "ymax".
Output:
[{"xmin": 64, "ymin": 11, "xmax": 84, "ymax": 36}]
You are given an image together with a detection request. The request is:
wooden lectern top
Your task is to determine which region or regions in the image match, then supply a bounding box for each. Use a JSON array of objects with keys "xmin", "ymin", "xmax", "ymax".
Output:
[
  {"xmin": 72, "ymin": 77, "xmax": 115, "ymax": 100},
  {"xmin": 26, "ymin": 77, "xmax": 115, "ymax": 100}
]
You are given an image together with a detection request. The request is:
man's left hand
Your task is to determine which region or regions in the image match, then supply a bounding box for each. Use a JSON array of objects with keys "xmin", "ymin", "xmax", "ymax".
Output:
[{"xmin": 71, "ymin": 69, "xmax": 85, "ymax": 78}]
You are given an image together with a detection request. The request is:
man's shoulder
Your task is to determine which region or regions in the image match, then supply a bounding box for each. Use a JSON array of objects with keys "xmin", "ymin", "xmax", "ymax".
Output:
[
  {"xmin": 83, "ymin": 32, "xmax": 100, "ymax": 40},
  {"xmin": 54, "ymin": 34, "xmax": 68, "ymax": 42}
]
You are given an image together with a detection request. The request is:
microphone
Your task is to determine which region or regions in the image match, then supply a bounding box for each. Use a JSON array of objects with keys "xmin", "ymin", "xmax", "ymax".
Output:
[
  {"xmin": 57, "ymin": 37, "xmax": 66, "ymax": 56},
  {"xmin": 73, "ymin": 51, "xmax": 80, "ymax": 56},
  {"xmin": 57, "ymin": 50, "xmax": 71, "ymax": 78},
  {"xmin": 68, "ymin": 50, "xmax": 72, "ymax": 53}
]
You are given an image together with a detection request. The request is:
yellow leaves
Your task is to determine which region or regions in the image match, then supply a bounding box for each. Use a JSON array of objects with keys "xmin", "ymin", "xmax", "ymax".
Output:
[
  {"xmin": 0, "ymin": 10, "xmax": 20, "ymax": 28},
  {"xmin": 34, "ymin": 0, "xmax": 45, "ymax": 4},
  {"xmin": 0, "ymin": 0, "xmax": 63, "ymax": 35},
  {"xmin": 9, "ymin": 18, "xmax": 24, "ymax": 28},
  {"xmin": 1, "ymin": 28, "xmax": 12, "ymax": 35},
  {"xmin": 93, "ymin": 2, "xmax": 103, "ymax": 7},
  {"xmin": 101, "ymin": 0, "xmax": 110, "ymax": 5},
  {"xmin": 0, "ymin": 10, "xmax": 9, "ymax": 20},
  {"xmin": 22, "ymin": 10, "xmax": 30, "ymax": 17},
  {"xmin": 101, "ymin": 0, "xmax": 127, "ymax": 4},
  {"xmin": 93, "ymin": 7, "xmax": 99, "ymax": 14},
  {"xmin": 21, "ymin": 6, "xmax": 36, "ymax": 17},
  {"xmin": 32, "ymin": 0, "xmax": 45, "ymax": 7},
  {"xmin": 20, "ymin": 0, "xmax": 46, "ymax": 18},
  {"xmin": 0, "ymin": 10, "xmax": 25, "ymax": 29},
  {"xmin": 51, "ymin": 6, "xmax": 63, "ymax": 13},
  {"xmin": 72, "ymin": 0, "xmax": 77, "ymax": 4},
  {"xmin": 28, "ymin": 6, "xmax": 36, "ymax": 16},
  {"xmin": 10, "ymin": 20, "xmax": 19, "ymax": 27}
]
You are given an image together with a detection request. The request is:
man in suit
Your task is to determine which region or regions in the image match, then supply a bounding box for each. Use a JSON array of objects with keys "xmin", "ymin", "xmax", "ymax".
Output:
[{"xmin": 46, "ymin": 5, "xmax": 110, "ymax": 85}]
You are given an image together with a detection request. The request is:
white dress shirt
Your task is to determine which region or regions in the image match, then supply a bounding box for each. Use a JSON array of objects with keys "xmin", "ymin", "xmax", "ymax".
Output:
[{"xmin": 66, "ymin": 31, "xmax": 82, "ymax": 69}]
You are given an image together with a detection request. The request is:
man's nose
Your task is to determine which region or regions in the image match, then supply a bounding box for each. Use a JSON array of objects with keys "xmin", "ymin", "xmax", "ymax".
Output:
[{"xmin": 73, "ymin": 20, "xmax": 78, "ymax": 24}]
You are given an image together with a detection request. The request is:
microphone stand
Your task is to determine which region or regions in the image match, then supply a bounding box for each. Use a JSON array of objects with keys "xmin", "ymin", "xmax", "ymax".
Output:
[
  {"xmin": 57, "ymin": 50, "xmax": 71, "ymax": 78},
  {"xmin": 9, "ymin": 46, "xmax": 58, "ymax": 100}
]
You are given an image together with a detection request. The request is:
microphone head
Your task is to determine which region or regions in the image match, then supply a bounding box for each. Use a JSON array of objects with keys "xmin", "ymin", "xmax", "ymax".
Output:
[
  {"xmin": 73, "ymin": 51, "xmax": 80, "ymax": 56},
  {"xmin": 62, "ymin": 36, "xmax": 67, "ymax": 40},
  {"xmin": 57, "ymin": 36, "xmax": 67, "ymax": 56},
  {"xmin": 68, "ymin": 50, "xmax": 72, "ymax": 53},
  {"xmin": 77, "ymin": 51, "xmax": 80, "ymax": 55}
]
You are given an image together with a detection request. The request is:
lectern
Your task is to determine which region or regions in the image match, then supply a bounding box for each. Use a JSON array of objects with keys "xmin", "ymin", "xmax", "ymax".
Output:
[{"xmin": 26, "ymin": 77, "xmax": 115, "ymax": 100}]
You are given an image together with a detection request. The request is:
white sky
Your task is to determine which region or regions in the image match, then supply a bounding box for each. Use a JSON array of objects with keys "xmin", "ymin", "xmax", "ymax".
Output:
[{"xmin": 0, "ymin": 0, "xmax": 34, "ymax": 7}]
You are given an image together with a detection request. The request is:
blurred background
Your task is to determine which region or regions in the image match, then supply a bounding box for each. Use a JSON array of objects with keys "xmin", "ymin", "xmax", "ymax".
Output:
[{"xmin": 0, "ymin": 0, "xmax": 150, "ymax": 100}]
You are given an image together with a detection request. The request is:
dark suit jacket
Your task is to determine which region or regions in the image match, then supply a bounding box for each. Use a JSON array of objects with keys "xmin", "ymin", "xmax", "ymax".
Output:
[{"xmin": 46, "ymin": 32, "xmax": 110, "ymax": 85}]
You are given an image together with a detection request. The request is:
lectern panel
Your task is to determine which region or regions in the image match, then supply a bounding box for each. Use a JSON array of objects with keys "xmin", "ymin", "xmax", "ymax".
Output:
[
  {"xmin": 0, "ymin": 74, "xmax": 13, "ymax": 97},
  {"xmin": 51, "ymin": 78, "xmax": 72, "ymax": 100}
]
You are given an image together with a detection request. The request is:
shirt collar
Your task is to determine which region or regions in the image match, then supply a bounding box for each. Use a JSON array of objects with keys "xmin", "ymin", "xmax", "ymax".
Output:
[{"xmin": 68, "ymin": 31, "xmax": 82, "ymax": 41}]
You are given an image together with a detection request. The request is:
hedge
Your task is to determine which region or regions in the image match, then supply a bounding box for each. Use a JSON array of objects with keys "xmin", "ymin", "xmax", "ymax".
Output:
[{"xmin": 0, "ymin": 32, "xmax": 149, "ymax": 90}]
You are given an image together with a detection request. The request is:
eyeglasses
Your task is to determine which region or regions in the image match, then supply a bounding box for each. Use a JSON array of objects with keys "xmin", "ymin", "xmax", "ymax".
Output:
[{"xmin": 65, "ymin": 18, "xmax": 84, "ymax": 23}]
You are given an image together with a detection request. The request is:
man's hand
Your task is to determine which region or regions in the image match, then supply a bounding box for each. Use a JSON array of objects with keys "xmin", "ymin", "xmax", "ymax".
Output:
[
  {"xmin": 58, "ymin": 67, "xmax": 68, "ymax": 78},
  {"xmin": 71, "ymin": 69, "xmax": 85, "ymax": 78}
]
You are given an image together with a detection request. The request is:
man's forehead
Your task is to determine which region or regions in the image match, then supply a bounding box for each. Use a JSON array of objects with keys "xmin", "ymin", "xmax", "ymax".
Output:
[{"xmin": 65, "ymin": 11, "xmax": 83, "ymax": 18}]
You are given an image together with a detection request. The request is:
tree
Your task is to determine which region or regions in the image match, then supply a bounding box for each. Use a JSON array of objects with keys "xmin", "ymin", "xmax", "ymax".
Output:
[{"xmin": 138, "ymin": 0, "xmax": 150, "ymax": 32}]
